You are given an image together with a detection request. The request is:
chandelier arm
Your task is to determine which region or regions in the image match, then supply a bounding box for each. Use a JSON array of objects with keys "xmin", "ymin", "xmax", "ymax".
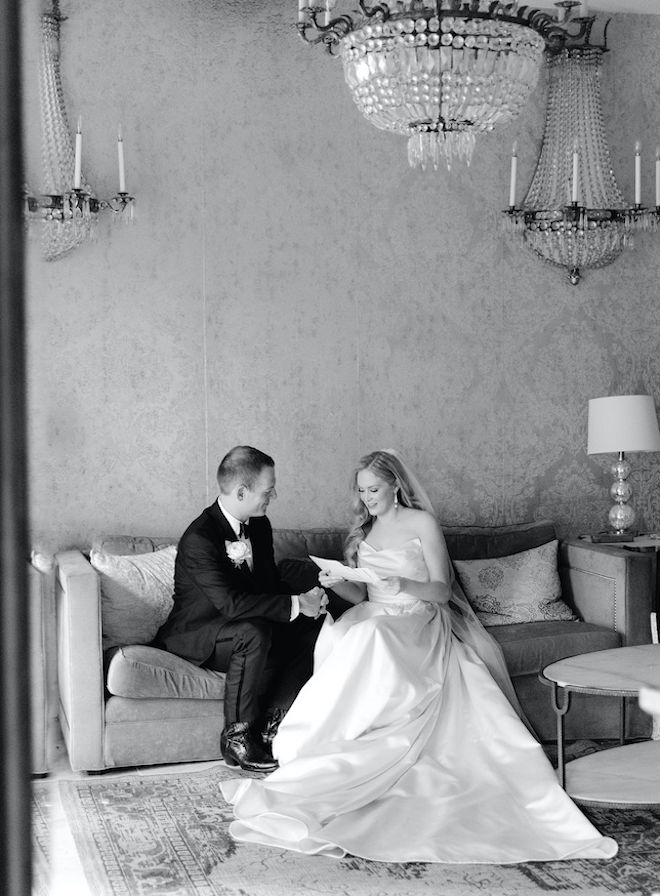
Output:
[
  {"xmin": 358, "ymin": 2, "xmax": 389, "ymax": 17},
  {"xmin": 296, "ymin": 11, "xmax": 357, "ymax": 54}
]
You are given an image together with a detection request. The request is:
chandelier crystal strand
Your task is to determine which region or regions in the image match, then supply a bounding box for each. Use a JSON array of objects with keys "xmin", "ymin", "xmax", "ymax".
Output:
[
  {"xmin": 38, "ymin": 8, "xmax": 93, "ymax": 260},
  {"xmin": 299, "ymin": 1, "xmax": 566, "ymax": 171}
]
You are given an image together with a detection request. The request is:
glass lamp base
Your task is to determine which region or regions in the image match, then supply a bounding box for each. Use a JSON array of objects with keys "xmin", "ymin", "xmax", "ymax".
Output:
[
  {"xmin": 608, "ymin": 502, "xmax": 636, "ymax": 534},
  {"xmin": 607, "ymin": 456, "xmax": 635, "ymax": 534}
]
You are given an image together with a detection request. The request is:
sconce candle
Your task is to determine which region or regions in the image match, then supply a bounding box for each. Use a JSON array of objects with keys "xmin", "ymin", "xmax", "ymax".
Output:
[
  {"xmin": 74, "ymin": 115, "xmax": 82, "ymax": 190},
  {"xmin": 571, "ymin": 139, "xmax": 579, "ymax": 203},
  {"xmin": 509, "ymin": 141, "xmax": 518, "ymax": 208},
  {"xmin": 655, "ymin": 146, "xmax": 659, "ymax": 207},
  {"xmin": 298, "ymin": 0, "xmax": 306, "ymax": 23},
  {"xmin": 635, "ymin": 142, "xmax": 642, "ymax": 205},
  {"xmin": 117, "ymin": 125, "xmax": 126, "ymax": 193},
  {"xmin": 578, "ymin": 1, "xmax": 589, "ymax": 15}
]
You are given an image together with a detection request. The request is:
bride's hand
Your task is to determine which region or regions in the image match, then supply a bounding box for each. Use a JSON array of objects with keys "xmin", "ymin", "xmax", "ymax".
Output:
[
  {"xmin": 380, "ymin": 576, "xmax": 402, "ymax": 595},
  {"xmin": 319, "ymin": 570, "xmax": 344, "ymax": 589}
]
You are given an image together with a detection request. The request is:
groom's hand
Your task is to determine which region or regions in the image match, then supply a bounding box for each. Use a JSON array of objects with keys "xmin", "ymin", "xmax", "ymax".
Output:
[{"xmin": 298, "ymin": 586, "xmax": 328, "ymax": 618}]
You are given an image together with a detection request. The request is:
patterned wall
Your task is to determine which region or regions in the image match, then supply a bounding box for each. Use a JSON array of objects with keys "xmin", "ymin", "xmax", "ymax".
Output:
[{"xmin": 22, "ymin": 0, "xmax": 660, "ymax": 552}]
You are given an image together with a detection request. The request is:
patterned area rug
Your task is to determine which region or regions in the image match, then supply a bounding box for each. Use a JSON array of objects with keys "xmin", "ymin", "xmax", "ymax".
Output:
[{"xmin": 32, "ymin": 764, "xmax": 660, "ymax": 896}]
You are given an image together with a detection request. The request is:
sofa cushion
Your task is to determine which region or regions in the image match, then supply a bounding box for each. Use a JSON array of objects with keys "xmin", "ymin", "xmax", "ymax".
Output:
[
  {"xmin": 92, "ymin": 535, "xmax": 178, "ymax": 555},
  {"xmin": 105, "ymin": 645, "xmax": 226, "ymax": 700},
  {"xmin": 453, "ymin": 540, "xmax": 576, "ymax": 626},
  {"xmin": 490, "ymin": 621, "xmax": 622, "ymax": 677},
  {"xmin": 444, "ymin": 520, "xmax": 556, "ymax": 562},
  {"xmin": 273, "ymin": 528, "xmax": 346, "ymax": 564},
  {"xmin": 90, "ymin": 545, "xmax": 176, "ymax": 650}
]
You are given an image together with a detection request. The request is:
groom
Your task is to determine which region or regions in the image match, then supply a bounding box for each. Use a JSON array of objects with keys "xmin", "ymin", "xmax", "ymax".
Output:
[{"xmin": 154, "ymin": 445, "xmax": 327, "ymax": 772}]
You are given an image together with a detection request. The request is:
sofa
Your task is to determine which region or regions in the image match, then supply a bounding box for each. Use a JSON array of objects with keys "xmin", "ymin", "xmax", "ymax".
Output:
[{"xmin": 53, "ymin": 519, "xmax": 656, "ymax": 773}]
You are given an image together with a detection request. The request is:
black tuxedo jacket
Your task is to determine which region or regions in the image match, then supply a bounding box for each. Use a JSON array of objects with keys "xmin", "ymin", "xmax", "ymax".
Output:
[{"xmin": 154, "ymin": 502, "xmax": 293, "ymax": 666}]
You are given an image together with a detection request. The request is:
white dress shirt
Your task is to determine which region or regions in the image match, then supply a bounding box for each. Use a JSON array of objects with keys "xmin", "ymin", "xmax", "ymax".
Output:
[{"xmin": 217, "ymin": 499, "xmax": 299, "ymax": 620}]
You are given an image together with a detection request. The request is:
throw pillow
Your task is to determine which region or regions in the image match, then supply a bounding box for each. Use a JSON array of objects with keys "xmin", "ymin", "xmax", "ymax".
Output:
[
  {"xmin": 90, "ymin": 545, "xmax": 177, "ymax": 650},
  {"xmin": 453, "ymin": 540, "xmax": 576, "ymax": 627}
]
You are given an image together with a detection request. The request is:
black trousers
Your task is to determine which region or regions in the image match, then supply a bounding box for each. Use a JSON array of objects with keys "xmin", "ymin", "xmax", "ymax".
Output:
[{"xmin": 203, "ymin": 615, "xmax": 322, "ymax": 728}]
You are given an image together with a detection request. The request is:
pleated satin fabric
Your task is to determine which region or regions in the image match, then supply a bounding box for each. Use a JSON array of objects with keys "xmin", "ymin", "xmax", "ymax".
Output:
[{"xmin": 221, "ymin": 539, "xmax": 617, "ymax": 863}]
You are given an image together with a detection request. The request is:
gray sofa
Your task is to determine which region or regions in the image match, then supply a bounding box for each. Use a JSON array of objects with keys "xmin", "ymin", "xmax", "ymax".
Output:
[{"xmin": 53, "ymin": 520, "xmax": 656, "ymax": 772}]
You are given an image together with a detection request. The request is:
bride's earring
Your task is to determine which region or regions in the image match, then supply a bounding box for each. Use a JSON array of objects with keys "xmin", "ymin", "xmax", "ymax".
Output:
[{"xmin": 394, "ymin": 488, "xmax": 399, "ymax": 508}]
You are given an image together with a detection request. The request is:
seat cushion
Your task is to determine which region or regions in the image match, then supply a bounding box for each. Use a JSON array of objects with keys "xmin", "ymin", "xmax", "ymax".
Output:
[
  {"xmin": 105, "ymin": 645, "xmax": 226, "ymax": 700},
  {"xmin": 490, "ymin": 620, "xmax": 622, "ymax": 678}
]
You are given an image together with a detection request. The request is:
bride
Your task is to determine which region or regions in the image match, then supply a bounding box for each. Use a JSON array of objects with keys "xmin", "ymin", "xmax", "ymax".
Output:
[{"xmin": 220, "ymin": 450, "xmax": 617, "ymax": 863}]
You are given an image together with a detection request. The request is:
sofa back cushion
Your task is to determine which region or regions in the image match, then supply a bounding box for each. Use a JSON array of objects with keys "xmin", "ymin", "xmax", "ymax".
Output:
[
  {"xmin": 273, "ymin": 528, "xmax": 346, "ymax": 564},
  {"xmin": 443, "ymin": 520, "xmax": 556, "ymax": 561}
]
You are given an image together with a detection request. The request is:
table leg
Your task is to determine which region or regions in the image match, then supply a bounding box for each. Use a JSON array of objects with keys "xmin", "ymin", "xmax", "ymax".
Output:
[{"xmin": 550, "ymin": 682, "xmax": 571, "ymax": 788}]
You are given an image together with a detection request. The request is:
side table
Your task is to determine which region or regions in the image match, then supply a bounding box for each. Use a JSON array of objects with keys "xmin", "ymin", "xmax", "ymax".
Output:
[{"xmin": 540, "ymin": 644, "xmax": 660, "ymax": 807}]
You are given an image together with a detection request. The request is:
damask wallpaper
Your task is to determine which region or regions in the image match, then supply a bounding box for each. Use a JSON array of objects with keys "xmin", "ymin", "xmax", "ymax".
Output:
[{"xmin": 22, "ymin": 0, "xmax": 660, "ymax": 552}]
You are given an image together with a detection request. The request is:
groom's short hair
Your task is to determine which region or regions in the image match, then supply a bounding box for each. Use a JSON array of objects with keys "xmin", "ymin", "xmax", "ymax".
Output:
[{"xmin": 217, "ymin": 445, "xmax": 275, "ymax": 493}]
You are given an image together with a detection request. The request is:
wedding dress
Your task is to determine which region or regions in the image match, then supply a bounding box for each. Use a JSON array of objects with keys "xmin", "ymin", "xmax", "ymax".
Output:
[{"xmin": 221, "ymin": 538, "xmax": 617, "ymax": 863}]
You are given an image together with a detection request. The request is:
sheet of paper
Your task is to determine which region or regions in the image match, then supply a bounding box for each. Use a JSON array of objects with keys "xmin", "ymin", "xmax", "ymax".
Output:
[{"xmin": 309, "ymin": 555, "xmax": 383, "ymax": 584}]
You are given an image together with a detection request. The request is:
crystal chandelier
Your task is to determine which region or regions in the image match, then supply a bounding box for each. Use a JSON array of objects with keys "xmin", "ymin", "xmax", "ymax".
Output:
[
  {"xmin": 24, "ymin": 1, "xmax": 135, "ymax": 261},
  {"xmin": 297, "ymin": 1, "xmax": 569, "ymax": 170},
  {"xmin": 504, "ymin": 9, "xmax": 656, "ymax": 285}
]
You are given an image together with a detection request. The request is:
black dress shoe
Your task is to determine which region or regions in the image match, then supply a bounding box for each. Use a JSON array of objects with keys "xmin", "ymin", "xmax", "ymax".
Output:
[
  {"xmin": 221, "ymin": 722, "xmax": 278, "ymax": 772},
  {"xmin": 261, "ymin": 707, "xmax": 286, "ymax": 750}
]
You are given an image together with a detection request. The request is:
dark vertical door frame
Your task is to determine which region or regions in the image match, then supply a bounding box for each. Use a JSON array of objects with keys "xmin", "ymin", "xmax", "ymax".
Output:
[{"xmin": 0, "ymin": 0, "xmax": 31, "ymax": 894}]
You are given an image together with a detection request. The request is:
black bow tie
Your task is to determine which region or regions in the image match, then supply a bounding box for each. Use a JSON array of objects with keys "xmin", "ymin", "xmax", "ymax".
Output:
[{"xmin": 239, "ymin": 522, "xmax": 250, "ymax": 539}]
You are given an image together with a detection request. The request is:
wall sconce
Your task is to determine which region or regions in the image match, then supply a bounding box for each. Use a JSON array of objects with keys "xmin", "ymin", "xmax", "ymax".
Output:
[
  {"xmin": 24, "ymin": 1, "xmax": 135, "ymax": 261},
  {"xmin": 504, "ymin": 3, "xmax": 656, "ymax": 285},
  {"xmin": 587, "ymin": 395, "xmax": 660, "ymax": 535}
]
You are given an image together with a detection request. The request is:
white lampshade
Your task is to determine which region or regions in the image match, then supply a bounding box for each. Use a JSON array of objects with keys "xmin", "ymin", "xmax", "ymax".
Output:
[{"xmin": 587, "ymin": 395, "xmax": 660, "ymax": 455}]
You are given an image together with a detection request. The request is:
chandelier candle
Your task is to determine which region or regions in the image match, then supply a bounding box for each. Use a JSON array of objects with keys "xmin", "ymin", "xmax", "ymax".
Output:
[
  {"xmin": 656, "ymin": 146, "xmax": 660, "ymax": 208},
  {"xmin": 635, "ymin": 142, "xmax": 641, "ymax": 206},
  {"xmin": 74, "ymin": 116, "xmax": 82, "ymax": 190},
  {"xmin": 509, "ymin": 142, "xmax": 518, "ymax": 209},
  {"xmin": 117, "ymin": 126, "xmax": 126, "ymax": 194},
  {"xmin": 571, "ymin": 139, "xmax": 579, "ymax": 204}
]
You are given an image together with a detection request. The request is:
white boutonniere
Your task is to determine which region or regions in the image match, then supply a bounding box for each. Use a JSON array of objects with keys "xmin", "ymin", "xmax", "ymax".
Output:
[{"xmin": 225, "ymin": 539, "xmax": 252, "ymax": 569}]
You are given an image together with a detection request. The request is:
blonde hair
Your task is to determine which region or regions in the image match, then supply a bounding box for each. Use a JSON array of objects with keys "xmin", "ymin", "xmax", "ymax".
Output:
[{"xmin": 344, "ymin": 450, "xmax": 432, "ymax": 566}]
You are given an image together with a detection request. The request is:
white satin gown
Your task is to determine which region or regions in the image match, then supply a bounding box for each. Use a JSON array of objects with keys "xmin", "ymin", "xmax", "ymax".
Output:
[{"xmin": 221, "ymin": 539, "xmax": 617, "ymax": 863}]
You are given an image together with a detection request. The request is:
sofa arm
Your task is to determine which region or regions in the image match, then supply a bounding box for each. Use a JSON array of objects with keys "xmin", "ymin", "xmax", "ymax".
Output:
[
  {"xmin": 55, "ymin": 550, "xmax": 105, "ymax": 771},
  {"xmin": 28, "ymin": 558, "xmax": 58, "ymax": 775},
  {"xmin": 559, "ymin": 539, "xmax": 656, "ymax": 646}
]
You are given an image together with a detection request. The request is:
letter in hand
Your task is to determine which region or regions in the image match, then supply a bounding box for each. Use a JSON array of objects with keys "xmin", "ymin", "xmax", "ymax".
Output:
[
  {"xmin": 298, "ymin": 586, "xmax": 329, "ymax": 619},
  {"xmin": 318, "ymin": 569, "xmax": 346, "ymax": 589}
]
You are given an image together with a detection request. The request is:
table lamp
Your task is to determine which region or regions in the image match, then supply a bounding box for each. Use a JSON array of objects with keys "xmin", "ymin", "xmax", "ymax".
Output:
[{"xmin": 587, "ymin": 395, "xmax": 660, "ymax": 535}]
